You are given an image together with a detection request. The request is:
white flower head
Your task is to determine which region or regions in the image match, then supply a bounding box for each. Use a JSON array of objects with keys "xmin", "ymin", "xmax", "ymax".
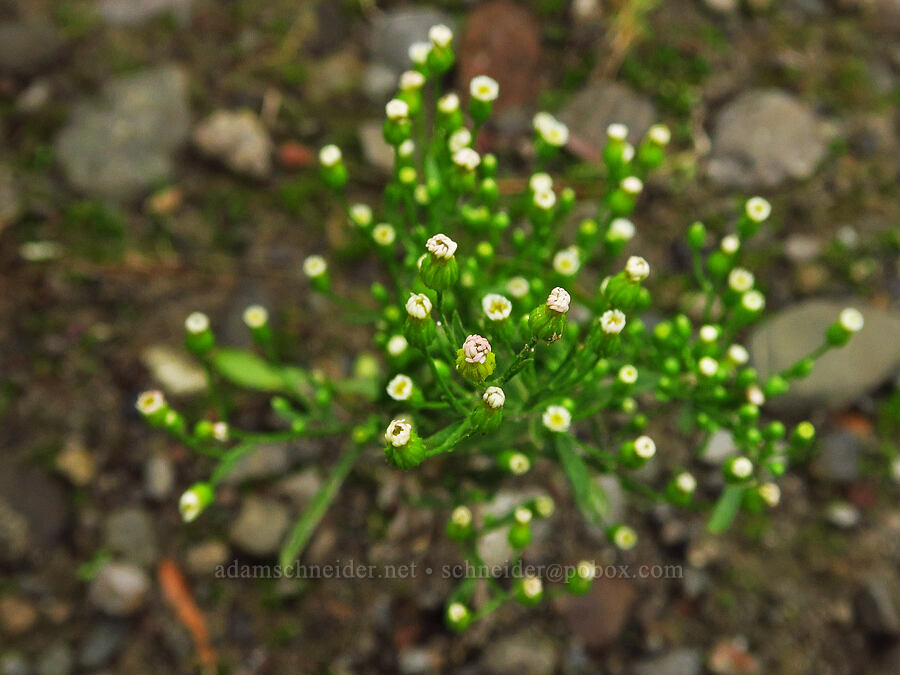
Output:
[
  {"xmin": 212, "ymin": 422, "xmax": 229, "ymax": 442},
  {"xmin": 405, "ymin": 293, "xmax": 432, "ymax": 320},
  {"xmin": 553, "ymin": 247, "xmax": 581, "ymax": 276},
  {"xmin": 622, "ymin": 143, "xmax": 635, "ymax": 162},
  {"xmin": 385, "ymin": 418, "xmax": 413, "ymax": 447},
  {"xmin": 745, "ymin": 196, "xmax": 771, "ymax": 223},
  {"xmin": 507, "ymin": 453, "xmax": 530, "ymax": 475},
  {"xmin": 648, "ymin": 123, "xmax": 671, "ymax": 146},
  {"xmin": 426, "ymin": 233, "xmax": 458, "ymax": 260},
  {"xmin": 741, "ymin": 290, "xmax": 765, "ymax": 312},
  {"xmin": 577, "ymin": 560, "xmax": 596, "ymax": 580},
  {"xmin": 746, "ymin": 384, "xmax": 765, "ymax": 406},
  {"xmin": 613, "ymin": 525, "xmax": 638, "ymax": 550},
  {"xmin": 522, "ymin": 576, "xmax": 543, "ymax": 598},
  {"xmin": 470, "ymin": 75, "xmax": 499, "ymax": 102},
  {"xmin": 618, "ymin": 365, "xmax": 638, "ymax": 384},
  {"xmin": 514, "ymin": 506, "xmax": 533, "ymax": 525},
  {"xmin": 448, "ymin": 127, "xmax": 472, "ymax": 153},
  {"xmin": 839, "ymin": 308, "xmax": 864, "ymax": 333},
  {"xmin": 533, "ymin": 188, "xmax": 556, "ymax": 210},
  {"xmin": 462, "ymin": 334, "xmax": 492, "ymax": 364},
  {"xmin": 451, "ymin": 506, "xmax": 472, "ymax": 527},
  {"xmin": 447, "ymin": 602, "xmax": 468, "ymax": 623},
  {"xmin": 242, "ymin": 305, "xmax": 268, "ymax": 329},
  {"xmin": 387, "ymin": 334, "xmax": 408, "ymax": 356},
  {"xmin": 600, "ymin": 309, "xmax": 627, "ymax": 335},
  {"xmin": 452, "ymin": 147, "xmax": 480, "ymax": 171},
  {"xmin": 698, "ymin": 356, "xmax": 719, "ymax": 377},
  {"xmin": 349, "ymin": 203, "xmax": 373, "ymax": 227},
  {"xmin": 534, "ymin": 496, "xmax": 555, "ymax": 517},
  {"xmin": 372, "ymin": 223, "xmax": 396, "ymax": 246},
  {"xmin": 386, "ymin": 374, "xmax": 413, "ymax": 401},
  {"xmin": 542, "ymin": 119, "xmax": 569, "ymax": 147},
  {"xmin": 482, "ymin": 294, "xmax": 512, "ymax": 321},
  {"xmin": 607, "ymin": 123, "xmax": 628, "ymax": 141},
  {"xmin": 482, "ymin": 386, "xmax": 505, "ymax": 409},
  {"xmin": 728, "ymin": 268, "xmax": 755, "ymax": 293},
  {"xmin": 302, "ymin": 254, "xmax": 327, "ymax": 278},
  {"xmin": 891, "ymin": 457, "xmax": 900, "ymax": 484},
  {"xmin": 634, "ymin": 435, "xmax": 656, "ymax": 459},
  {"xmin": 385, "ymin": 98, "xmax": 409, "ymax": 121},
  {"xmin": 731, "ymin": 456, "xmax": 754, "ymax": 479},
  {"xmin": 546, "ymin": 287, "xmax": 571, "ymax": 313},
  {"xmin": 408, "ymin": 41, "xmax": 431, "ymax": 65},
  {"xmin": 759, "ymin": 482, "xmax": 781, "ymax": 507},
  {"xmin": 438, "ymin": 92, "xmax": 460, "ymax": 114},
  {"xmin": 625, "ymin": 255, "xmax": 650, "ymax": 282},
  {"xmin": 699, "ymin": 325, "xmax": 719, "ymax": 343},
  {"xmin": 608, "ymin": 218, "xmax": 636, "ymax": 241},
  {"xmin": 529, "ymin": 172, "xmax": 553, "ymax": 193},
  {"xmin": 621, "ymin": 176, "xmax": 643, "ymax": 195},
  {"xmin": 675, "ymin": 472, "xmax": 697, "ymax": 493},
  {"xmin": 533, "ymin": 111, "xmax": 555, "ymax": 134},
  {"xmin": 721, "ymin": 234, "xmax": 740, "ymax": 255},
  {"xmin": 397, "ymin": 139, "xmax": 415, "ymax": 159},
  {"xmin": 507, "ymin": 276, "xmax": 530, "ymax": 299},
  {"xmin": 179, "ymin": 488, "xmax": 206, "ymax": 523},
  {"xmin": 727, "ymin": 344, "xmax": 750, "ymax": 365},
  {"xmin": 136, "ymin": 390, "xmax": 166, "ymax": 415},
  {"xmin": 429, "ymin": 24, "xmax": 453, "ymax": 48},
  {"xmin": 319, "ymin": 144, "xmax": 342, "ymax": 167},
  {"xmin": 185, "ymin": 312, "xmax": 209, "ymax": 334},
  {"xmin": 542, "ymin": 405, "xmax": 572, "ymax": 432},
  {"xmin": 399, "ymin": 70, "xmax": 425, "ymax": 91}
]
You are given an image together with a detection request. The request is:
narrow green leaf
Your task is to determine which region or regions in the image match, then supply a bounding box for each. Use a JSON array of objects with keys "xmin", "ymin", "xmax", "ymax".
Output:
[
  {"xmin": 211, "ymin": 348, "xmax": 287, "ymax": 392},
  {"xmin": 555, "ymin": 435, "xmax": 608, "ymax": 523},
  {"xmin": 707, "ymin": 485, "xmax": 745, "ymax": 533}
]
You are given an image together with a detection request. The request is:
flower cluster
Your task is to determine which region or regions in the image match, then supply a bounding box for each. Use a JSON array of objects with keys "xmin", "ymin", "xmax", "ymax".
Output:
[{"xmin": 136, "ymin": 24, "xmax": 864, "ymax": 633}]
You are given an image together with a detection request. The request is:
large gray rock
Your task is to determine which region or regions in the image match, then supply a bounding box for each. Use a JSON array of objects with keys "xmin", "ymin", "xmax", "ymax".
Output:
[
  {"xmin": 635, "ymin": 649, "xmax": 703, "ymax": 675},
  {"xmin": 558, "ymin": 81, "xmax": 656, "ymax": 160},
  {"xmin": 0, "ymin": 22, "xmax": 65, "ymax": 77},
  {"xmin": 749, "ymin": 300, "xmax": 900, "ymax": 413},
  {"xmin": 55, "ymin": 66, "xmax": 190, "ymax": 201},
  {"xmin": 369, "ymin": 8, "xmax": 453, "ymax": 73},
  {"xmin": 708, "ymin": 89, "xmax": 830, "ymax": 188},
  {"xmin": 229, "ymin": 496, "xmax": 290, "ymax": 556},
  {"xmin": 193, "ymin": 110, "xmax": 273, "ymax": 179},
  {"xmin": 103, "ymin": 508, "xmax": 158, "ymax": 566},
  {"xmin": 220, "ymin": 443, "xmax": 291, "ymax": 485}
]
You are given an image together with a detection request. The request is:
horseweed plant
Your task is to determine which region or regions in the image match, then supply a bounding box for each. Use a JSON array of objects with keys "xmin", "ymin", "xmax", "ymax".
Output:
[{"xmin": 137, "ymin": 25, "xmax": 863, "ymax": 630}]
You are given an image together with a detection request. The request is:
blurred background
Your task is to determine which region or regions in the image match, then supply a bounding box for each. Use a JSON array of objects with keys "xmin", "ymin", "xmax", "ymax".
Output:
[{"xmin": 1, "ymin": 0, "xmax": 899, "ymax": 673}]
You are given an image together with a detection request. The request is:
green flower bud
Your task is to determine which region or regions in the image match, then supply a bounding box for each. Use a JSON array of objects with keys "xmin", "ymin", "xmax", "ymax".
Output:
[
  {"xmin": 687, "ymin": 221, "xmax": 706, "ymax": 250},
  {"xmin": 184, "ymin": 312, "xmax": 214, "ymax": 355},
  {"xmin": 826, "ymin": 308, "xmax": 864, "ymax": 347},
  {"xmin": 383, "ymin": 418, "xmax": 426, "ymax": 469},
  {"xmin": 403, "ymin": 293, "xmax": 437, "ymax": 351},
  {"xmin": 666, "ymin": 471, "xmax": 697, "ymax": 506},
  {"xmin": 179, "ymin": 482, "xmax": 214, "ymax": 522},
  {"xmin": 498, "ymin": 450, "xmax": 531, "ymax": 475},
  {"xmin": 723, "ymin": 456, "xmax": 754, "ymax": 483},
  {"xmin": 446, "ymin": 505, "xmax": 474, "ymax": 541},
  {"xmin": 619, "ymin": 435, "xmax": 656, "ymax": 469},
  {"xmin": 445, "ymin": 602, "xmax": 471, "ymax": 632},
  {"xmin": 419, "ymin": 234, "xmax": 460, "ymax": 291},
  {"xmin": 136, "ymin": 390, "xmax": 170, "ymax": 428},
  {"xmin": 566, "ymin": 560, "xmax": 596, "ymax": 596},
  {"xmin": 515, "ymin": 575, "xmax": 543, "ymax": 606},
  {"xmin": 529, "ymin": 287, "xmax": 571, "ymax": 343},
  {"xmin": 455, "ymin": 334, "xmax": 496, "ymax": 383},
  {"xmin": 608, "ymin": 524, "xmax": 638, "ymax": 550},
  {"xmin": 319, "ymin": 145, "xmax": 347, "ymax": 189}
]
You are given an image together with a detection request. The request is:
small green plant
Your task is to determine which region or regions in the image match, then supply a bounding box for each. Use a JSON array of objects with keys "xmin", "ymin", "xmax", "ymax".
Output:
[{"xmin": 137, "ymin": 25, "xmax": 864, "ymax": 629}]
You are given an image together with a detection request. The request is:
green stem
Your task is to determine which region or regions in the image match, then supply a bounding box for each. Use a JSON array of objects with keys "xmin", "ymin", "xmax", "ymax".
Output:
[
  {"xmin": 496, "ymin": 339, "xmax": 536, "ymax": 386},
  {"xmin": 278, "ymin": 443, "xmax": 368, "ymax": 569}
]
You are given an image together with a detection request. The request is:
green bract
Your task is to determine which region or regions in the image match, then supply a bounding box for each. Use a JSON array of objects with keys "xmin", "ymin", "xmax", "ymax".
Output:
[{"xmin": 136, "ymin": 23, "xmax": 864, "ymax": 633}]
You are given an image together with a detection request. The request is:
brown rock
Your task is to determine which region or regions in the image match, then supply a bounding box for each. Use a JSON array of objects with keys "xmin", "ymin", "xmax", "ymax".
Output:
[
  {"xmin": 458, "ymin": 1, "xmax": 541, "ymax": 111},
  {"xmin": 0, "ymin": 595, "xmax": 38, "ymax": 635},
  {"xmin": 553, "ymin": 576, "xmax": 636, "ymax": 649}
]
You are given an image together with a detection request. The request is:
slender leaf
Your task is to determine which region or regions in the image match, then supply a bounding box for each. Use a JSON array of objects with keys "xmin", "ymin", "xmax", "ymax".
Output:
[
  {"xmin": 211, "ymin": 348, "xmax": 287, "ymax": 392},
  {"xmin": 556, "ymin": 434, "xmax": 608, "ymax": 523},
  {"xmin": 707, "ymin": 485, "xmax": 745, "ymax": 533}
]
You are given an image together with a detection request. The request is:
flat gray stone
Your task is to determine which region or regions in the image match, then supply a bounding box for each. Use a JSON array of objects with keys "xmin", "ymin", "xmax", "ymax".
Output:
[
  {"xmin": 369, "ymin": 8, "xmax": 453, "ymax": 73},
  {"xmin": 103, "ymin": 508, "xmax": 158, "ymax": 566},
  {"xmin": 708, "ymin": 89, "xmax": 830, "ymax": 188},
  {"xmin": 89, "ymin": 562, "xmax": 151, "ymax": 616},
  {"xmin": 55, "ymin": 66, "xmax": 190, "ymax": 201},
  {"xmin": 480, "ymin": 630, "xmax": 558, "ymax": 675},
  {"xmin": 635, "ymin": 649, "xmax": 702, "ymax": 675},
  {"xmin": 220, "ymin": 444, "xmax": 291, "ymax": 485},
  {"xmin": 749, "ymin": 300, "xmax": 900, "ymax": 413},
  {"xmin": 229, "ymin": 496, "xmax": 290, "ymax": 556},
  {"xmin": 0, "ymin": 22, "xmax": 65, "ymax": 77},
  {"xmin": 558, "ymin": 81, "xmax": 656, "ymax": 159}
]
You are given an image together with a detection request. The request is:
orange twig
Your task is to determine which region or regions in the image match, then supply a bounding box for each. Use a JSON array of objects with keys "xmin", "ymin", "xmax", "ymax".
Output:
[{"xmin": 158, "ymin": 558, "xmax": 217, "ymax": 672}]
